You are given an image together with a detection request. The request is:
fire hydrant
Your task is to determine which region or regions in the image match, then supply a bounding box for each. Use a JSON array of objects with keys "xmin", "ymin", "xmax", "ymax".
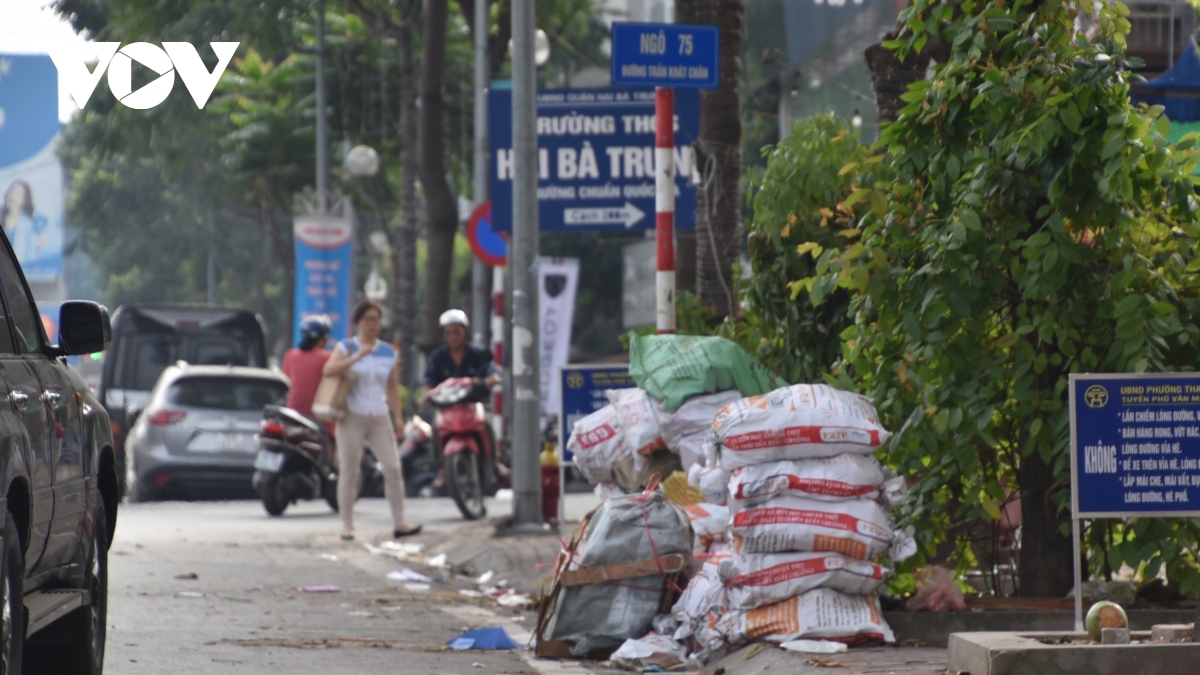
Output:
[{"xmin": 540, "ymin": 441, "xmax": 561, "ymax": 525}]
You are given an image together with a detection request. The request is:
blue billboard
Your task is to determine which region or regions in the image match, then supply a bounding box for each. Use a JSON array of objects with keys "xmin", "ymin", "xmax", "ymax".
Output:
[
  {"xmin": 292, "ymin": 215, "xmax": 353, "ymax": 346},
  {"xmin": 0, "ymin": 54, "xmax": 64, "ymax": 281},
  {"xmin": 1070, "ymin": 373, "xmax": 1200, "ymax": 517},
  {"xmin": 489, "ymin": 87, "xmax": 699, "ymax": 232}
]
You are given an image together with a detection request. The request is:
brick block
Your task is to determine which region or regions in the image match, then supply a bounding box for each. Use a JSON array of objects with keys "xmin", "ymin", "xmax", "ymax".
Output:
[
  {"xmin": 1101, "ymin": 627, "xmax": 1131, "ymax": 645},
  {"xmin": 1150, "ymin": 624, "xmax": 1194, "ymax": 643}
]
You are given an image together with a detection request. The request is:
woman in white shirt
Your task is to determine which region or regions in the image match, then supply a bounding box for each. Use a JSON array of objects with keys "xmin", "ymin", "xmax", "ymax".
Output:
[{"xmin": 323, "ymin": 301, "xmax": 421, "ymax": 540}]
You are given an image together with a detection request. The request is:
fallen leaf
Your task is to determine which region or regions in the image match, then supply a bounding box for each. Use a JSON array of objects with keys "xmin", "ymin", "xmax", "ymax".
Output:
[
  {"xmin": 807, "ymin": 658, "xmax": 848, "ymax": 667},
  {"xmin": 744, "ymin": 644, "xmax": 766, "ymax": 660}
]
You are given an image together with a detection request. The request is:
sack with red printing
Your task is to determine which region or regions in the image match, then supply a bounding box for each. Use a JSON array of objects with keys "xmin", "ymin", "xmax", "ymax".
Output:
[
  {"xmin": 656, "ymin": 390, "xmax": 744, "ymax": 471},
  {"xmin": 708, "ymin": 384, "xmax": 891, "ymax": 469},
  {"xmin": 718, "ymin": 588, "xmax": 895, "ymax": 647},
  {"xmin": 719, "ymin": 552, "xmax": 889, "ymax": 610},
  {"xmin": 568, "ymin": 405, "xmax": 633, "ymax": 485},
  {"xmin": 730, "ymin": 496, "xmax": 915, "ymax": 561},
  {"xmin": 606, "ymin": 388, "xmax": 667, "ymax": 455},
  {"xmin": 684, "ymin": 502, "xmax": 730, "ymax": 551},
  {"xmin": 671, "ymin": 551, "xmax": 732, "ymax": 654},
  {"xmin": 728, "ymin": 456, "xmax": 906, "ymax": 511}
]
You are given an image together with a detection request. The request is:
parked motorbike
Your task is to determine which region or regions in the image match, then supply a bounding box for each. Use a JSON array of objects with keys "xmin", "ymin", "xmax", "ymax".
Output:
[
  {"xmin": 252, "ymin": 405, "xmax": 381, "ymax": 516},
  {"xmin": 399, "ymin": 415, "xmax": 439, "ymax": 497},
  {"xmin": 428, "ymin": 375, "xmax": 499, "ymax": 520}
]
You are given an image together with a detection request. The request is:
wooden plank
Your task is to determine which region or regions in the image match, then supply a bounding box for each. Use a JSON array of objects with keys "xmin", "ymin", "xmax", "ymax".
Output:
[{"xmin": 559, "ymin": 554, "xmax": 686, "ymax": 587}]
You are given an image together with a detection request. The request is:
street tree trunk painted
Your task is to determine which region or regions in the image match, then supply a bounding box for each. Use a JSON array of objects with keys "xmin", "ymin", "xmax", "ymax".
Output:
[
  {"xmin": 393, "ymin": 1, "xmax": 420, "ymax": 389},
  {"xmin": 418, "ymin": 0, "xmax": 459, "ymax": 350},
  {"xmin": 693, "ymin": 0, "xmax": 744, "ymax": 318}
]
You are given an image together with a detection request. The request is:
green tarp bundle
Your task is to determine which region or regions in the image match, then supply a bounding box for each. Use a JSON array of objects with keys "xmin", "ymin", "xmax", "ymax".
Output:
[{"xmin": 628, "ymin": 334, "xmax": 782, "ymax": 412}]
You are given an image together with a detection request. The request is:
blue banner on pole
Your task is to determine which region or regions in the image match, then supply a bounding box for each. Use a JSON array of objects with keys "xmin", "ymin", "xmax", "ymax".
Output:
[
  {"xmin": 610, "ymin": 23, "xmax": 720, "ymax": 89},
  {"xmin": 1070, "ymin": 373, "xmax": 1200, "ymax": 517},
  {"xmin": 559, "ymin": 365, "xmax": 637, "ymax": 462},
  {"xmin": 489, "ymin": 87, "xmax": 699, "ymax": 233},
  {"xmin": 292, "ymin": 215, "xmax": 353, "ymax": 346}
]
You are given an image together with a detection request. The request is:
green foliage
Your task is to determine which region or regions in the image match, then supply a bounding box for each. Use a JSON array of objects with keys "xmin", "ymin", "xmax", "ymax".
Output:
[
  {"xmin": 730, "ymin": 114, "xmax": 890, "ymax": 384},
  {"xmin": 748, "ymin": 0, "xmax": 1200, "ymax": 592}
]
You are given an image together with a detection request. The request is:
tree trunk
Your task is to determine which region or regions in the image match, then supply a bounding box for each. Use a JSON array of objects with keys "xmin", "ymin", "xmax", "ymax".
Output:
[
  {"xmin": 393, "ymin": 2, "xmax": 420, "ymax": 388},
  {"xmin": 1015, "ymin": 451, "xmax": 1074, "ymax": 596},
  {"xmin": 418, "ymin": 0, "xmax": 459, "ymax": 350},
  {"xmin": 694, "ymin": 0, "xmax": 743, "ymax": 318}
]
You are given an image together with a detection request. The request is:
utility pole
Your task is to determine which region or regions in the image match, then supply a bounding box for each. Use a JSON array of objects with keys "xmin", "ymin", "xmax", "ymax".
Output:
[
  {"xmin": 510, "ymin": 0, "xmax": 542, "ymax": 526},
  {"xmin": 471, "ymin": 0, "xmax": 490, "ymax": 348},
  {"xmin": 315, "ymin": 0, "xmax": 330, "ymax": 213}
]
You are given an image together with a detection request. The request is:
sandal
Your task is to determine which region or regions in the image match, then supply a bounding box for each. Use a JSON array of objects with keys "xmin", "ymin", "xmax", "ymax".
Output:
[
  {"xmin": 340, "ymin": 530, "xmax": 355, "ymax": 541},
  {"xmin": 393, "ymin": 525, "xmax": 423, "ymax": 539}
]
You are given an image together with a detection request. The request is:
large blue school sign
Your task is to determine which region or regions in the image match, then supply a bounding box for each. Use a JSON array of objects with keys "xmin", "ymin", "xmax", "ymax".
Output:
[
  {"xmin": 1070, "ymin": 373, "xmax": 1200, "ymax": 517},
  {"xmin": 292, "ymin": 215, "xmax": 353, "ymax": 346},
  {"xmin": 559, "ymin": 365, "xmax": 636, "ymax": 462},
  {"xmin": 489, "ymin": 88, "xmax": 699, "ymax": 232},
  {"xmin": 610, "ymin": 23, "xmax": 720, "ymax": 89}
]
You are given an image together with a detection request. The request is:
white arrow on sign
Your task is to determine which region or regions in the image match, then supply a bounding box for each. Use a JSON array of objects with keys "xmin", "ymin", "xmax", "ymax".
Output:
[{"xmin": 563, "ymin": 201, "xmax": 647, "ymax": 229}]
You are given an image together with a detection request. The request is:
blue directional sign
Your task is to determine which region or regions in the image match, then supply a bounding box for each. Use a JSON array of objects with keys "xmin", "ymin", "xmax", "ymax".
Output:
[
  {"xmin": 1070, "ymin": 373, "xmax": 1200, "ymax": 517},
  {"xmin": 559, "ymin": 365, "xmax": 637, "ymax": 462},
  {"xmin": 489, "ymin": 87, "xmax": 698, "ymax": 232},
  {"xmin": 611, "ymin": 23, "xmax": 720, "ymax": 89}
]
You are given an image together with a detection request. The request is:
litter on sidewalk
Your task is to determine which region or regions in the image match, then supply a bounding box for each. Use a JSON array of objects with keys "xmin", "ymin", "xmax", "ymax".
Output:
[
  {"xmin": 301, "ymin": 585, "xmax": 341, "ymax": 593},
  {"xmin": 447, "ymin": 627, "xmax": 521, "ymax": 651},
  {"xmin": 387, "ymin": 568, "xmax": 432, "ymax": 583}
]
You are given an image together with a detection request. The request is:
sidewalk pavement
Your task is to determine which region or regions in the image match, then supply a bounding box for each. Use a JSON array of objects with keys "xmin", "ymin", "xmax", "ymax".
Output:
[{"xmin": 405, "ymin": 492, "xmax": 954, "ymax": 675}]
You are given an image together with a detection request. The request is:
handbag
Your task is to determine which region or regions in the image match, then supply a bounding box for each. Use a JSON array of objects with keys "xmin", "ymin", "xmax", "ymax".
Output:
[{"xmin": 312, "ymin": 340, "xmax": 357, "ymax": 422}]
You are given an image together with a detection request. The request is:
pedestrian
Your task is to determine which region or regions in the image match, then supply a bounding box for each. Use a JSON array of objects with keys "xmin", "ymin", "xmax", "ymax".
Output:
[{"xmin": 323, "ymin": 300, "xmax": 421, "ymax": 541}]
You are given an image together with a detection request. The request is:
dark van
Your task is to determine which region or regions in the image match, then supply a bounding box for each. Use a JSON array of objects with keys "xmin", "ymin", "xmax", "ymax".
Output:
[{"xmin": 98, "ymin": 304, "xmax": 268, "ymax": 491}]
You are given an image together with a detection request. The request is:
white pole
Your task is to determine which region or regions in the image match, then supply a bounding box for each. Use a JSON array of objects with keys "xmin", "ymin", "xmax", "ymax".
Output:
[{"xmin": 471, "ymin": 0, "xmax": 490, "ymax": 347}]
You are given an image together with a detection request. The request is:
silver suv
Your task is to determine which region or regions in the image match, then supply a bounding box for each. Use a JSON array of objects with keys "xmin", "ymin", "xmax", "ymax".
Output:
[{"xmin": 125, "ymin": 363, "xmax": 289, "ymax": 501}]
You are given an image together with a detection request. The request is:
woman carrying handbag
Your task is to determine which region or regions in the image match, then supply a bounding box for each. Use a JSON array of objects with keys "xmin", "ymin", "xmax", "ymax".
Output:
[{"xmin": 323, "ymin": 300, "xmax": 422, "ymax": 541}]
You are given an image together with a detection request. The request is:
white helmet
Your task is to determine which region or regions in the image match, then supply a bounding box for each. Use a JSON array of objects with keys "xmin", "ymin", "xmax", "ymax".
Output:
[{"xmin": 439, "ymin": 309, "xmax": 470, "ymax": 328}]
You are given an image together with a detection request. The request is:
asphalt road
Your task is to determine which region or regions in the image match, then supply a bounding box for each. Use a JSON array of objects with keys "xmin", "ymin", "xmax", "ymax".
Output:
[{"xmin": 104, "ymin": 492, "xmax": 608, "ymax": 675}]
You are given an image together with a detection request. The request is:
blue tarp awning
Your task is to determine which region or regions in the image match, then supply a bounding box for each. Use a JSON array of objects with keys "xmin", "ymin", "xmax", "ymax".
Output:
[{"xmin": 1132, "ymin": 39, "xmax": 1200, "ymax": 122}]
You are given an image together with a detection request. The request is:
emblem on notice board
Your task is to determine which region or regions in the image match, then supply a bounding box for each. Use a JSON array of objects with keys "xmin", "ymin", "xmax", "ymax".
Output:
[{"xmin": 1084, "ymin": 385, "xmax": 1109, "ymax": 409}]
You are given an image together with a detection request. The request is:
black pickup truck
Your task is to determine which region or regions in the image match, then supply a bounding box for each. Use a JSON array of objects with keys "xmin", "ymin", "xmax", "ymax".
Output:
[{"xmin": 0, "ymin": 243, "xmax": 116, "ymax": 673}]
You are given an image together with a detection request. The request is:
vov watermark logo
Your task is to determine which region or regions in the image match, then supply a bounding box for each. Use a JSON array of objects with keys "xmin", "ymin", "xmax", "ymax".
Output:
[{"xmin": 49, "ymin": 42, "xmax": 239, "ymax": 110}]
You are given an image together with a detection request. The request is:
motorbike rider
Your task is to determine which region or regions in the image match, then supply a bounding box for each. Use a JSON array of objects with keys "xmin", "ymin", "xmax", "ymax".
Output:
[
  {"xmin": 421, "ymin": 309, "xmax": 503, "ymax": 483},
  {"xmin": 283, "ymin": 316, "xmax": 333, "ymax": 420}
]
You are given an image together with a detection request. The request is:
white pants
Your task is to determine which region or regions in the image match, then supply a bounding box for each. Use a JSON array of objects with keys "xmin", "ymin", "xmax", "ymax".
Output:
[{"xmin": 335, "ymin": 412, "xmax": 406, "ymax": 532}]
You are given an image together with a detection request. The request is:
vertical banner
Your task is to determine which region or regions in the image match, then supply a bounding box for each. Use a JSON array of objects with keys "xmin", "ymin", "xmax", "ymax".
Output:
[
  {"xmin": 0, "ymin": 55, "xmax": 64, "ymax": 281},
  {"xmin": 537, "ymin": 257, "xmax": 579, "ymax": 418},
  {"xmin": 293, "ymin": 215, "xmax": 353, "ymax": 346}
]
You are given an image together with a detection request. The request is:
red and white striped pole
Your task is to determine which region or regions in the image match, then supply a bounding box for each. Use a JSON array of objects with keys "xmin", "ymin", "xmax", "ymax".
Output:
[
  {"xmin": 491, "ymin": 265, "xmax": 505, "ymax": 443},
  {"xmin": 655, "ymin": 87, "xmax": 675, "ymax": 334}
]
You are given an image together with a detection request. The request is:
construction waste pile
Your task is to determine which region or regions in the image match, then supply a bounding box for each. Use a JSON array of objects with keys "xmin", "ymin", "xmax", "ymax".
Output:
[{"xmin": 545, "ymin": 334, "xmax": 915, "ymax": 667}]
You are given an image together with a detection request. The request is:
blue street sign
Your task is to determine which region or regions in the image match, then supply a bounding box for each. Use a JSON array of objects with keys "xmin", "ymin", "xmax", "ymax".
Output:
[
  {"xmin": 559, "ymin": 365, "xmax": 637, "ymax": 462},
  {"xmin": 489, "ymin": 87, "xmax": 699, "ymax": 233},
  {"xmin": 610, "ymin": 23, "xmax": 720, "ymax": 89},
  {"xmin": 1070, "ymin": 373, "xmax": 1200, "ymax": 517},
  {"xmin": 292, "ymin": 215, "xmax": 353, "ymax": 346}
]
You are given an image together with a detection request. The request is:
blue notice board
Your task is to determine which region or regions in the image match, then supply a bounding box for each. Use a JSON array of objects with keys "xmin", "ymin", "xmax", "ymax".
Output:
[
  {"xmin": 559, "ymin": 365, "xmax": 637, "ymax": 462},
  {"xmin": 610, "ymin": 23, "xmax": 720, "ymax": 89},
  {"xmin": 489, "ymin": 87, "xmax": 698, "ymax": 233},
  {"xmin": 1070, "ymin": 373, "xmax": 1200, "ymax": 517}
]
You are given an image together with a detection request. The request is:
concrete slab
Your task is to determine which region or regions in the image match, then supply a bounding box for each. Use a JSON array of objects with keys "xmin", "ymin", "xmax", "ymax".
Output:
[
  {"xmin": 947, "ymin": 631, "xmax": 1200, "ymax": 675},
  {"xmin": 886, "ymin": 608, "xmax": 1196, "ymax": 647}
]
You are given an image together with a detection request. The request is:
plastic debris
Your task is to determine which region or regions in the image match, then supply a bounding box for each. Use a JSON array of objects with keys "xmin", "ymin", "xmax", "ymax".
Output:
[
  {"xmin": 611, "ymin": 633, "xmax": 688, "ymax": 670},
  {"xmin": 387, "ymin": 568, "xmax": 432, "ymax": 583},
  {"xmin": 301, "ymin": 585, "xmax": 341, "ymax": 593},
  {"xmin": 446, "ymin": 627, "xmax": 520, "ymax": 650},
  {"xmin": 404, "ymin": 583, "xmax": 431, "ymax": 593},
  {"xmin": 476, "ymin": 570, "xmax": 495, "ymax": 585},
  {"xmin": 175, "ymin": 591, "xmax": 206, "ymax": 599},
  {"xmin": 459, "ymin": 589, "xmax": 484, "ymax": 599},
  {"xmin": 427, "ymin": 553, "xmax": 448, "ymax": 569},
  {"xmin": 496, "ymin": 592, "xmax": 532, "ymax": 608},
  {"xmin": 780, "ymin": 640, "xmax": 848, "ymax": 654},
  {"xmin": 495, "ymin": 488, "xmax": 514, "ymax": 501},
  {"xmin": 319, "ymin": 554, "xmax": 340, "ymax": 562}
]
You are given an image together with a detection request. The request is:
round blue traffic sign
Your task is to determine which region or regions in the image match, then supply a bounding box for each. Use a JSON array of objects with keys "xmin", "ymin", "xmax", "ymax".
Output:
[{"xmin": 466, "ymin": 201, "xmax": 507, "ymax": 267}]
